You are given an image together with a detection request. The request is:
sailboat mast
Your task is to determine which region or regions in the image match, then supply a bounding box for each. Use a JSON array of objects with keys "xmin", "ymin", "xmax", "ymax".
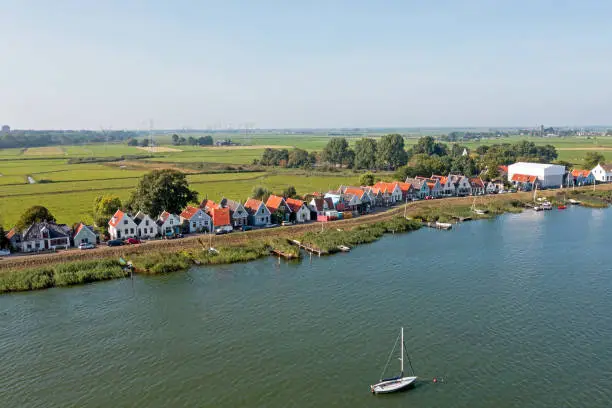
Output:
[{"xmin": 400, "ymin": 327, "xmax": 404, "ymax": 375}]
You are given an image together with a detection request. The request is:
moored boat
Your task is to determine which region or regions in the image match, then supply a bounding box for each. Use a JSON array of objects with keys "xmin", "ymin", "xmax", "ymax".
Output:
[
  {"xmin": 558, "ymin": 205, "xmax": 567, "ymax": 210},
  {"xmin": 370, "ymin": 327, "xmax": 417, "ymax": 395}
]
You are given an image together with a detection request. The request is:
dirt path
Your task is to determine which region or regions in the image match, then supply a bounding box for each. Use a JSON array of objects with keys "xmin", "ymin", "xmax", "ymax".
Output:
[{"xmin": 1, "ymin": 185, "xmax": 609, "ymax": 272}]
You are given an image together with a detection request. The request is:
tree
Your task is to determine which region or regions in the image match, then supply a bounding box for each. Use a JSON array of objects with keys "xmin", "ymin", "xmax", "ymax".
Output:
[
  {"xmin": 354, "ymin": 138, "xmax": 378, "ymax": 169},
  {"xmin": 172, "ymin": 134, "xmax": 179, "ymax": 145},
  {"xmin": 127, "ymin": 138, "xmax": 138, "ymax": 146},
  {"xmin": 450, "ymin": 155, "xmax": 477, "ymax": 176},
  {"xmin": 128, "ymin": 170, "xmax": 198, "ymax": 216},
  {"xmin": 198, "ymin": 135, "xmax": 213, "ymax": 146},
  {"xmin": 321, "ymin": 138, "xmax": 352, "ymax": 166},
  {"xmin": 0, "ymin": 224, "xmax": 9, "ymax": 249},
  {"xmin": 140, "ymin": 138, "xmax": 149, "ymax": 147},
  {"xmin": 395, "ymin": 154, "xmax": 450, "ymax": 180},
  {"xmin": 93, "ymin": 195, "xmax": 122, "ymax": 227},
  {"xmin": 16, "ymin": 206, "xmax": 56, "ymax": 231},
  {"xmin": 282, "ymin": 185, "xmax": 297, "ymax": 198},
  {"xmin": 188, "ymin": 136, "xmax": 197, "ymax": 146},
  {"xmin": 410, "ymin": 136, "xmax": 448, "ymax": 156},
  {"xmin": 584, "ymin": 152, "xmax": 605, "ymax": 169},
  {"xmin": 359, "ymin": 172, "xmax": 375, "ymax": 186},
  {"xmin": 251, "ymin": 185, "xmax": 271, "ymax": 201},
  {"xmin": 179, "ymin": 137, "xmax": 187, "ymax": 145},
  {"xmin": 287, "ymin": 148, "xmax": 311, "ymax": 168},
  {"xmin": 377, "ymin": 134, "xmax": 408, "ymax": 170}
]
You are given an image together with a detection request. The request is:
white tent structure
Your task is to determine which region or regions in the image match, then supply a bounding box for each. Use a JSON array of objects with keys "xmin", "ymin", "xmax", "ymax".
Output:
[{"xmin": 508, "ymin": 162, "xmax": 565, "ymax": 188}]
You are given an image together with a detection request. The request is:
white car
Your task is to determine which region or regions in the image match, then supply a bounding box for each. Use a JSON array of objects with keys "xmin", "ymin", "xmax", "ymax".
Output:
[
  {"xmin": 78, "ymin": 242, "xmax": 95, "ymax": 250},
  {"xmin": 0, "ymin": 249, "xmax": 10, "ymax": 256}
]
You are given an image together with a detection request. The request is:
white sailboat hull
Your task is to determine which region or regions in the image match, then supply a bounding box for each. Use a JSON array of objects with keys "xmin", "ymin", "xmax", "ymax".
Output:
[{"xmin": 371, "ymin": 376, "xmax": 417, "ymax": 394}]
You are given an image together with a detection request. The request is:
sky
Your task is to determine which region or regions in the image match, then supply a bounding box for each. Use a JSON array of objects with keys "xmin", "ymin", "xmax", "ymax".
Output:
[{"xmin": 1, "ymin": 0, "xmax": 611, "ymax": 130}]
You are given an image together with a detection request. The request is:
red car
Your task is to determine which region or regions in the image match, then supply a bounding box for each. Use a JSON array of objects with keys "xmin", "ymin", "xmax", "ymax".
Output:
[
  {"xmin": 124, "ymin": 238, "xmax": 141, "ymax": 245},
  {"xmin": 425, "ymin": 196, "xmax": 434, "ymax": 200}
]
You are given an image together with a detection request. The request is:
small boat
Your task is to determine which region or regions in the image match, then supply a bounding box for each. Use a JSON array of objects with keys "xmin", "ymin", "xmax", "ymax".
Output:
[
  {"xmin": 534, "ymin": 206, "xmax": 542, "ymax": 211},
  {"xmin": 541, "ymin": 201, "xmax": 552, "ymax": 210},
  {"xmin": 338, "ymin": 245, "xmax": 351, "ymax": 252},
  {"xmin": 557, "ymin": 205, "xmax": 567, "ymax": 210},
  {"xmin": 370, "ymin": 327, "xmax": 417, "ymax": 394},
  {"xmin": 568, "ymin": 199, "xmax": 581, "ymax": 205}
]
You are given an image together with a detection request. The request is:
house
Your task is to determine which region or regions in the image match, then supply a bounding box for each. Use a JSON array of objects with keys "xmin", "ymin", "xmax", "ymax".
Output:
[
  {"xmin": 570, "ymin": 169, "xmax": 595, "ymax": 186},
  {"xmin": 591, "ymin": 164, "xmax": 612, "ymax": 183},
  {"xmin": 416, "ymin": 177, "xmax": 442, "ymax": 198},
  {"xmin": 324, "ymin": 191, "xmax": 343, "ymax": 207},
  {"xmin": 372, "ymin": 182, "xmax": 402, "ymax": 204},
  {"xmin": 180, "ymin": 206, "xmax": 212, "ymax": 233},
  {"xmin": 220, "ymin": 198, "xmax": 249, "ymax": 228},
  {"xmin": 485, "ymin": 181, "xmax": 498, "ymax": 194},
  {"xmin": 6, "ymin": 228, "xmax": 21, "ymax": 249},
  {"xmin": 244, "ymin": 198, "xmax": 271, "ymax": 226},
  {"xmin": 157, "ymin": 211, "xmax": 181, "ymax": 237},
  {"xmin": 266, "ymin": 195, "xmax": 292, "ymax": 222},
  {"xmin": 309, "ymin": 197, "xmax": 334, "ymax": 216},
  {"xmin": 134, "ymin": 211, "xmax": 157, "ymax": 239},
  {"xmin": 200, "ymin": 199, "xmax": 231, "ymax": 229},
  {"xmin": 469, "ymin": 178, "xmax": 486, "ymax": 195},
  {"xmin": 498, "ymin": 165, "xmax": 509, "ymax": 179},
  {"xmin": 511, "ymin": 174, "xmax": 538, "ymax": 191},
  {"xmin": 108, "ymin": 210, "xmax": 138, "ymax": 240},
  {"xmin": 19, "ymin": 221, "xmax": 71, "ymax": 253},
  {"xmin": 405, "ymin": 177, "xmax": 430, "ymax": 199},
  {"xmin": 73, "ymin": 223, "xmax": 97, "ymax": 247},
  {"xmin": 431, "ymin": 175, "xmax": 457, "ymax": 197},
  {"xmin": 364, "ymin": 187, "xmax": 383, "ymax": 207},
  {"xmin": 395, "ymin": 182, "xmax": 415, "ymax": 201},
  {"xmin": 508, "ymin": 162, "xmax": 565, "ymax": 188},
  {"xmin": 448, "ymin": 174, "xmax": 471, "ymax": 196},
  {"xmin": 285, "ymin": 198, "xmax": 311, "ymax": 223},
  {"xmin": 343, "ymin": 187, "xmax": 372, "ymax": 213}
]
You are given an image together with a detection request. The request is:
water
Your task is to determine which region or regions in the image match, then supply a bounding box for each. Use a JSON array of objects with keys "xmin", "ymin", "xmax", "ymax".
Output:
[{"xmin": 1, "ymin": 207, "xmax": 612, "ymax": 407}]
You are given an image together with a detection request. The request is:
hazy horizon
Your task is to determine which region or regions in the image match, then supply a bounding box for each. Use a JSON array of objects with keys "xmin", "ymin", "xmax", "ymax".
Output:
[{"xmin": 2, "ymin": 1, "xmax": 611, "ymax": 130}]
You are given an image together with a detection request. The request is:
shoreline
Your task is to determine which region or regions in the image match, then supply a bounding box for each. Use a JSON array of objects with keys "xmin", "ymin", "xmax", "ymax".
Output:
[{"xmin": 2, "ymin": 185, "xmax": 611, "ymax": 294}]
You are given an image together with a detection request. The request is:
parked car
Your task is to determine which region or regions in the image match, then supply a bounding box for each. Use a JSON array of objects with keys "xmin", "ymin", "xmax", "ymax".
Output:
[
  {"xmin": 78, "ymin": 242, "xmax": 95, "ymax": 250},
  {"xmin": 241, "ymin": 225, "xmax": 253, "ymax": 232},
  {"xmin": 106, "ymin": 239, "xmax": 124, "ymax": 247},
  {"xmin": 425, "ymin": 196, "xmax": 434, "ymax": 200},
  {"xmin": 124, "ymin": 238, "xmax": 141, "ymax": 245},
  {"xmin": 0, "ymin": 249, "xmax": 11, "ymax": 256},
  {"xmin": 281, "ymin": 221, "xmax": 294, "ymax": 226}
]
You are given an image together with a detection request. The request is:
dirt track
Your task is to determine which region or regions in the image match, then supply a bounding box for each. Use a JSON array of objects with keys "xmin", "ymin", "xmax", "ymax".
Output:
[{"xmin": 1, "ymin": 185, "xmax": 609, "ymax": 272}]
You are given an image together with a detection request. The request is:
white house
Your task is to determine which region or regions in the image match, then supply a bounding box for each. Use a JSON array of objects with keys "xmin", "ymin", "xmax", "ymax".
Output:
[
  {"xmin": 372, "ymin": 182, "xmax": 402, "ymax": 203},
  {"xmin": 157, "ymin": 211, "xmax": 181, "ymax": 237},
  {"xmin": 449, "ymin": 174, "xmax": 471, "ymax": 196},
  {"xmin": 134, "ymin": 211, "xmax": 157, "ymax": 239},
  {"xmin": 221, "ymin": 198, "xmax": 249, "ymax": 227},
  {"xmin": 507, "ymin": 162, "xmax": 565, "ymax": 188},
  {"xmin": 244, "ymin": 198, "xmax": 271, "ymax": 226},
  {"xmin": 405, "ymin": 178, "xmax": 430, "ymax": 199},
  {"xmin": 309, "ymin": 197, "xmax": 334, "ymax": 215},
  {"xmin": 108, "ymin": 210, "xmax": 138, "ymax": 240},
  {"xmin": 285, "ymin": 198, "xmax": 311, "ymax": 223},
  {"xmin": 73, "ymin": 223, "xmax": 97, "ymax": 246},
  {"xmin": 420, "ymin": 178, "xmax": 442, "ymax": 198},
  {"xmin": 432, "ymin": 175, "xmax": 456, "ymax": 197},
  {"xmin": 469, "ymin": 178, "xmax": 486, "ymax": 195},
  {"xmin": 180, "ymin": 206, "xmax": 212, "ymax": 233},
  {"xmin": 592, "ymin": 163, "xmax": 612, "ymax": 183},
  {"xmin": 19, "ymin": 222, "xmax": 71, "ymax": 252},
  {"xmin": 485, "ymin": 181, "xmax": 498, "ymax": 194}
]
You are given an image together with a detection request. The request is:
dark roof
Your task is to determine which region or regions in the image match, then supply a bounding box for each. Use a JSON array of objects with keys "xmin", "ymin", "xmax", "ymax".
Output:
[
  {"xmin": 22, "ymin": 222, "xmax": 70, "ymax": 242},
  {"xmin": 222, "ymin": 198, "xmax": 243, "ymax": 212}
]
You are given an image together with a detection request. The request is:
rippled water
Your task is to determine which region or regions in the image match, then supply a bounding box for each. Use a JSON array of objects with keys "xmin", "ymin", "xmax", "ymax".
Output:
[{"xmin": 1, "ymin": 207, "xmax": 612, "ymax": 407}]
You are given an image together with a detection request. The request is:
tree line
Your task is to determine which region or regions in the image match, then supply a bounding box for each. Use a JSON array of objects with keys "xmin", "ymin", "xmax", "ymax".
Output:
[
  {"xmin": 171, "ymin": 134, "xmax": 213, "ymax": 146},
  {"xmin": 0, "ymin": 130, "xmax": 139, "ymax": 149}
]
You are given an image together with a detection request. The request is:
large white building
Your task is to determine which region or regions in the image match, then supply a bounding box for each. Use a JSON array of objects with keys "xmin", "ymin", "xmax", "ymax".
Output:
[
  {"xmin": 507, "ymin": 162, "xmax": 565, "ymax": 188},
  {"xmin": 592, "ymin": 163, "xmax": 612, "ymax": 182}
]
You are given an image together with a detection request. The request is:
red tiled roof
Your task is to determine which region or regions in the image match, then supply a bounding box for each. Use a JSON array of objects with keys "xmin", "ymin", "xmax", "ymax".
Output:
[
  {"xmin": 285, "ymin": 197, "xmax": 305, "ymax": 212},
  {"xmin": 395, "ymin": 182, "xmax": 413, "ymax": 192},
  {"xmin": 159, "ymin": 211, "xmax": 171, "ymax": 222},
  {"xmin": 373, "ymin": 181, "xmax": 399, "ymax": 194},
  {"xmin": 511, "ymin": 174, "xmax": 537, "ymax": 183},
  {"xmin": 210, "ymin": 207, "xmax": 230, "ymax": 226},
  {"xmin": 498, "ymin": 165, "xmax": 508, "ymax": 174},
  {"xmin": 344, "ymin": 187, "xmax": 366, "ymax": 199},
  {"xmin": 6, "ymin": 227, "xmax": 16, "ymax": 239},
  {"xmin": 426, "ymin": 182, "xmax": 436, "ymax": 189},
  {"xmin": 108, "ymin": 210, "xmax": 124, "ymax": 227},
  {"xmin": 571, "ymin": 169, "xmax": 591, "ymax": 177},
  {"xmin": 180, "ymin": 206, "xmax": 201, "ymax": 220},
  {"xmin": 469, "ymin": 177, "xmax": 485, "ymax": 188},
  {"xmin": 200, "ymin": 199, "xmax": 220, "ymax": 210},
  {"xmin": 431, "ymin": 175, "xmax": 447, "ymax": 184},
  {"xmin": 266, "ymin": 195, "xmax": 287, "ymax": 212},
  {"xmin": 244, "ymin": 198, "xmax": 264, "ymax": 213}
]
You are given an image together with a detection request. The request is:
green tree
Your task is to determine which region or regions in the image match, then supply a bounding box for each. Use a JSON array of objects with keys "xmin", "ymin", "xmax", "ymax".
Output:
[
  {"xmin": 127, "ymin": 138, "xmax": 138, "ymax": 146},
  {"xmin": 584, "ymin": 152, "xmax": 605, "ymax": 169},
  {"xmin": 321, "ymin": 138, "xmax": 352, "ymax": 166},
  {"xmin": 410, "ymin": 136, "xmax": 448, "ymax": 156},
  {"xmin": 128, "ymin": 170, "xmax": 198, "ymax": 216},
  {"xmin": 172, "ymin": 134, "xmax": 179, "ymax": 145},
  {"xmin": 179, "ymin": 136, "xmax": 187, "ymax": 145},
  {"xmin": 188, "ymin": 136, "xmax": 197, "ymax": 146},
  {"xmin": 282, "ymin": 185, "xmax": 297, "ymax": 198},
  {"xmin": 359, "ymin": 172, "xmax": 375, "ymax": 186},
  {"xmin": 140, "ymin": 138, "xmax": 149, "ymax": 147},
  {"xmin": 15, "ymin": 206, "xmax": 56, "ymax": 231},
  {"xmin": 251, "ymin": 185, "xmax": 271, "ymax": 201},
  {"xmin": 0, "ymin": 224, "xmax": 9, "ymax": 249},
  {"xmin": 354, "ymin": 138, "xmax": 378, "ymax": 169},
  {"xmin": 198, "ymin": 135, "xmax": 213, "ymax": 145},
  {"xmin": 377, "ymin": 134, "xmax": 408, "ymax": 170},
  {"xmin": 287, "ymin": 148, "xmax": 312, "ymax": 168},
  {"xmin": 93, "ymin": 195, "xmax": 122, "ymax": 227}
]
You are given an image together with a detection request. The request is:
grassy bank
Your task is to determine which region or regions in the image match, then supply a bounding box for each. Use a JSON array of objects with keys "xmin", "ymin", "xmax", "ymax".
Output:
[{"xmin": 0, "ymin": 259, "xmax": 127, "ymax": 294}]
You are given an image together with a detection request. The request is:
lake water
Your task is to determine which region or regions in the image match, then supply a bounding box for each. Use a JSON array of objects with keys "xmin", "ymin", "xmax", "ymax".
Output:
[{"xmin": 2, "ymin": 207, "xmax": 612, "ymax": 407}]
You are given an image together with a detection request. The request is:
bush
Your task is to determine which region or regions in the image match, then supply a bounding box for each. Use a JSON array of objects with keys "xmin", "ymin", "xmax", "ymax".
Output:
[
  {"xmin": 0, "ymin": 268, "xmax": 55, "ymax": 293},
  {"xmin": 54, "ymin": 260, "xmax": 126, "ymax": 286}
]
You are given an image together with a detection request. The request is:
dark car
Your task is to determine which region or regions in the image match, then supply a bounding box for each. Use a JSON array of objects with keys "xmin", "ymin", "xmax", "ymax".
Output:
[{"xmin": 106, "ymin": 239, "xmax": 124, "ymax": 247}]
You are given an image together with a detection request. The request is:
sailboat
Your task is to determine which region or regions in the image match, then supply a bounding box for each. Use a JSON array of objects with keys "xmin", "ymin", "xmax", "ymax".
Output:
[
  {"xmin": 370, "ymin": 327, "xmax": 417, "ymax": 394},
  {"xmin": 471, "ymin": 196, "xmax": 488, "ymax": 215},
  {"xmin": 532, "ymin": 184, "xmax": 542, "ymax": 211}
]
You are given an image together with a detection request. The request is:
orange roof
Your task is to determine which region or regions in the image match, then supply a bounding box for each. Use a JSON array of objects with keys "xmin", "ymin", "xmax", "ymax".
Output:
[
  {"xmin": 373, "ymin": 181, "xmax": 399, "ymax": 194},
  {"xmin": 426, "ymin": 182, "xmax": 436, "ymax": 189},
  {"xmin": 180, "ymin": 206, "xmax": 201, "ymax": 220},
  {"xmin": 469, "ymin": 177, "xmax": 485, "ymax": 188},
  {"xmin": 285, "ymin": 197, "xmax": 306, "ymax": 212},
  {"xmin": 108, "ymin": 210, "xmax": 125, "ymax": 227},
  {"xmin": 210, "ymin": 207, "xmax": 230, "ymax": 226},
  {"xmin": 200, "ymin": 199, "xmax": 220, "ymax": 210},
  {"xmin": 394, "ymin": 182, "xmax": 413, "ymax": 192},
  {"xmin": 266, "ymin": 195, "xmax": 287, "ymax": 212},
  {"xmin": 344, "ymin": 187, "xmax": 366, "ymax": 199},
  {"xmin": 6, "ymin": 227, "xmax": 17, "ymax": 239},
  {"xmin": 244, "ymin": 198, "xmax": 264, "ymax": 213},
  {"xmin": 75, "ymin": 223, "xmax": 86, "ymax": 235},
  {"xmin": 498, "ymin": 165, "xmax": 509, "ymax": 173},
  {"xmin": 511, "ymin": 174, "xmax": 537, "ymax": 183},
  {"xmin": 571, "ymin": 169, "xmax": 591, "ymax": 177}
]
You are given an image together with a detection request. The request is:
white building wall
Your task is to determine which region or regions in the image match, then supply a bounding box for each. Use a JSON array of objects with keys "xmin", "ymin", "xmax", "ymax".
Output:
[{"xmin": 508, "ymin": 162, "xmax": 565, "ymax": 188}]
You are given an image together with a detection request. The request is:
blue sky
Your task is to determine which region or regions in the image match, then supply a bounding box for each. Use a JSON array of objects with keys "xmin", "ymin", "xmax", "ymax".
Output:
[{"xmin": 1, "ymin": 0, "xmax": 611, "ymax": 129}]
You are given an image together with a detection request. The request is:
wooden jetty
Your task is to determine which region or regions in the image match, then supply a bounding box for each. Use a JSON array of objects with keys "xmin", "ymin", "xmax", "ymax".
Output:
[
  {"xmin": 422, "ymin": 221, "xmax": 453, "ymax": 230},
  {"xmin": 289, "ymin": 239, "xmax": 327, "ymax": 256},
  {"xmin": 270, "ymin": 249, "xmax": 299, "ymax": 259}
]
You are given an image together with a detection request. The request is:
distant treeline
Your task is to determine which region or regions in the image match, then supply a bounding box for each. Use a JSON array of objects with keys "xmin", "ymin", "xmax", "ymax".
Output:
[{"xmin": 0, "ymin": 130, "xmax": 140, "ymax": 149}]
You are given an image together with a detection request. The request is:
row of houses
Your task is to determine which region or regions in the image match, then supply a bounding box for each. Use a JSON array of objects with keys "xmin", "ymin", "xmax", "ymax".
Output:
[
  {"xmin": 6, "ymin": 222, "xmax": 98, "ymax": 253},
  {"xmin": 503, "ymin": 162, "xmax": 611, "ymax": 191}
]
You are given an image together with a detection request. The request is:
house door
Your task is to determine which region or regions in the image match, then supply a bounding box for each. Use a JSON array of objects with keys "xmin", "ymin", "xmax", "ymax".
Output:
[{"xmin": 44, "ymin": 240, "xmax": 49, "ymax": 250}]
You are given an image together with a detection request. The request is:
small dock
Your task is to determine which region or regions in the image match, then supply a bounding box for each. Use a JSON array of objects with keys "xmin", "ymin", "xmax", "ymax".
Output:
[
  {"xmin": 422, "ymin": 221, "xmax": 453, "ymax": 230},
  {"xmin": 289, "ymin": 239, "xmax": 327, "ymax": 256},
  {"xmin": 270, "ymin": 249, "xmax": 299, "ymax": 259}
]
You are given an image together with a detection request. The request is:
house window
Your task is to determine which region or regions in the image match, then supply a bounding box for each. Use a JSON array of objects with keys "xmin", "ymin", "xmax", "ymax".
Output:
[
  {"xmin": 150, "ymin": 227, "xmax": 154, "ymax": 233},
  {"xmin": 124, "ymin": 220, "xmax": 128, "ymax": 225},
  {"xmin": 83, "ymin": 238, "xmax": 89, "ymax": 243},
  {"xmin": 130, "ymin": 228, "xmax": 134, "ymax": 234},
  {"xmin": 145, "ymin": 220, "xmax": 149, "ymax": 226},
  {"xmin": 27, "ymin": 244, "xmax": 31, "ymax": 249},
  {"xmin": 117, "ymin": 231, "xmax": 121, "ymax": 238},
  {"xmin": 170, "ymin": 219, "xmax": 173, "ymax": 225},
  {"xmin": 192, "ymin": 222, "xmax": 196, "ymax": 228}
]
